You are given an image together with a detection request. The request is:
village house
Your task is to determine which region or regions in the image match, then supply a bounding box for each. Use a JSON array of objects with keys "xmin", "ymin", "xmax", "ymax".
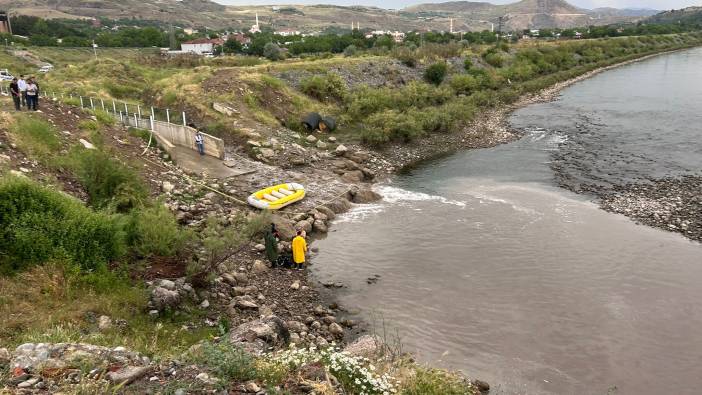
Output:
[{"xmin": 180, "ymin": 37, "xmax": 225, "ymax": 55}]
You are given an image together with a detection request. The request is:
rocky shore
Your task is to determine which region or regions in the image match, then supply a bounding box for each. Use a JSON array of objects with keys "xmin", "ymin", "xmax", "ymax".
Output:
[{"xmin": 600, "ymin": 176, "xmax": 702, "ymax": 242}]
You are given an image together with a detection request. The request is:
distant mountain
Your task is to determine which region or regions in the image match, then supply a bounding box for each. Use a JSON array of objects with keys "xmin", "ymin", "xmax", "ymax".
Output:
[
  {"xmin": 405, "ymin": 0, "xmax": 653, "ymax": 31},
  {"xmin": 646, "ymin": 6, "xmax": 702, "ymax": 26},
  {"xmin": 0, "ymin": 0, "xmax": 655, "ymax": 32}
]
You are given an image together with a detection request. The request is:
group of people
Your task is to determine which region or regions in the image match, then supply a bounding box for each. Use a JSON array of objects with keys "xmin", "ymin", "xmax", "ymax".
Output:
[
  {"xmin": 264, "ymin": 224, "xmax": 308, "ymax": 270},
  {"xmin": 9, "ymin": 75, "xmax": 40, "ymax": 111}
]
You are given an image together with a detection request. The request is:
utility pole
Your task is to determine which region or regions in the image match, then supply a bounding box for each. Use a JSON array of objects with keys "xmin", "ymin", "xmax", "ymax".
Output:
[
  {"xmin": 169, "ymin": 24, "xmax": 176, "ymax": 50},
  {"xmin": 497, "ymin": 16, "xmax": 504, "ymax": 41}
]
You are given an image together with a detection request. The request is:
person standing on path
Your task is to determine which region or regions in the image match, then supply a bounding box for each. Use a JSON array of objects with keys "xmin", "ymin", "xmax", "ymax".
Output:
[
  {"xmin": 17, "ymin": 75, "xmax": 27, "ymax": 108},
  {"xmin": 26, "ymin": 78, "xmax": 38, "ymax": 111},
  {"xmin": 264, "ymin": 223, "xmax": 280, "ymax": 266},
  {"xmin": 194, "ymin": 131, "xmax": 205, "ymax": 156},
  {"xmin": 291, "ymin": 230, "xmax": 308, "ymax": 270},
  {"xmin": 9, "ymin": 78, "xmax": 21, "ymax": 111}
]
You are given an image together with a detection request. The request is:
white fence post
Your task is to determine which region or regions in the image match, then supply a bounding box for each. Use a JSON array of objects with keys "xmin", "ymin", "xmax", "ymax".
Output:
[
  {"xmin": 182, "ymin": 111, "xmax": 186, "ymax": 127},
  {"xmin": 166, "ymin": 108, "xmax": 170, "ymax": 124},
  {"xmin": 134, "ymin": 113, "xmax": 139, "ymax": 128},
  {"xmin": 100, "ymin": 99, "xmax": 105, "ymax": 111},
  {"xmin": 112, "ymin": 100, "xmax": 117, "ymax": 114},
  {"xmin": 89, "ymin": 98, "xmax": 94, "ymax": 110},
  {"xmin": 80, "ymin": 96, "xmax": 84, "ymax": 108},
  {"xmin": 151, "ymin": 107, "xmax": 155, "ymax": 121},
  {"xmin": 137, "ymin": 105, "xmax": 141, "ymax": 119},
  {"xmin": 124, "ymin": 102, "xmax": 128, "ymax": 115},
  {"xmin": 119, "ymin": 111, "xmax": 123, "ymax": 123}
]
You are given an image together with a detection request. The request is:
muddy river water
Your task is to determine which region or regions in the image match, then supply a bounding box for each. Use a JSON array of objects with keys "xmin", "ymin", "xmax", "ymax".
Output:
[{"xmin": 312, "ymin": 47, "xmax": 702, "ymax": 394}]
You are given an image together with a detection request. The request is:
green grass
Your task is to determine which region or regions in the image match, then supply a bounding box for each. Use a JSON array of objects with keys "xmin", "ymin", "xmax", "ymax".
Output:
[
  {"xmin": 8, "ymin": 115, "xmax": 62, "ymax": 160},
  {"xmin": 400, "ymin": 366, "xmax": 477, "ymax": 395}
]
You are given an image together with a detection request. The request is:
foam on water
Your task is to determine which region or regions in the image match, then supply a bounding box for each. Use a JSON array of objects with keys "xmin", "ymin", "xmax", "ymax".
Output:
[{"xmin": 375, "ymin": 185, "xmax": 467, "ymax": 207}]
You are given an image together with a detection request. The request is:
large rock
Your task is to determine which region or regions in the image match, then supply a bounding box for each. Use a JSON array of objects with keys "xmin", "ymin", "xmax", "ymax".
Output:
[
  {"xmin": 306, "ymin": 135, "xmax": 317, "ymax": 143},
  {"xmin": 313, "ymin": 220, "xmax": 328, "ymax": 233},
  {"xmin": 107, "ymin": 366, "xmax": 151, "ymax": 385},
  {"xmin": 328, "ymin": 323, "xmax": 344, "ymax": 337},
  {"xmin": 341, "ymin": 170, "xmax": 365, "ymax": 183},
  {"xmin": 228, "ymin": 316, "xmax": 290, "ymax": 355},
  {"xmin": 295, "ymin": 219, "xmax": 313, "ymax": 234},
  {"xmin": 11, "ymin": 343, "xmax": 148, "ymax": 373},
  {"xmin": 324, "ymin": 198, "xmax": 352, "ymax": 214},
  {"xmin": 271, "ymin": 215, "xmax": 296, "ymax": 241},
  {"xmin": 251, "ymin": 260, "xmax": 269, "ymax": 273},
  {"xmin": 343, "ymin": 335, "xmax": 382, "ymax": 359},
  {"xmin": 351, "ymin": 188, "xmax": 382, "ymax": 204},
  {"xmin": 334, "ymin": 144, "xmax": 348, "ymax": 156},
  {"xmin": 316, "ymin": 205, "xmax": 336, "ymax": 221},
  {"xmin": 161, "ymin": 181, "xmax": 175, "ymax": 193},
  {"xmin": 97, "ymin": 315, "xmax": 113, "ymax": 332},
  {"xmin": 151, "ymin": 287, "xmax": 181, "ymax": 311}
]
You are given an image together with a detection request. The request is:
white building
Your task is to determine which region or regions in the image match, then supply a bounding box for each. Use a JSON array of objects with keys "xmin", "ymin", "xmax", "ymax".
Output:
[
  {"xmin": 180, "ymin": 38, "xmax": 225, "ymax": 55},
  {"xmin": 275, "ymin": 29, "xmax": 300, "ymax": 37}
]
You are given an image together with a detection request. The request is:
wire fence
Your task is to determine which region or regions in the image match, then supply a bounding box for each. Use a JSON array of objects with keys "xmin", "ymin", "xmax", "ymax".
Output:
[
  {"xmin": 0, "ymin": 84, "xmax": 226, "ymax": 159},
  {"xmin": 0, "ymin": 84, "xmax": 190, "ymax": 126}
]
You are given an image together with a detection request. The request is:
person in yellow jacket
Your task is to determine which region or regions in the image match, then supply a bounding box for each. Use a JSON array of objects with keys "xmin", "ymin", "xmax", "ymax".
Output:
[{"xmin": 291, "ymin": 230, "xmax": 308, "ymax": 270}]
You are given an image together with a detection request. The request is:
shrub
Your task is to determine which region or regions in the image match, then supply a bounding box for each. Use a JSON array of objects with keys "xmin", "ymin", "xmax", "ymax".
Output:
[
  {"xmin": 391, "ymin": 47, "xmax": 417, "ymax": 67},
  {"xmin": 9, "ymin": 116, "xmax": 61, "ymax": 160},
  {"xmin": 92, "ymin": 109, "xmax": 115, "ymax": 126},
  {"xmin": 463, "ymin": 58, "xmax": 473, "ymax": 70},
  {"xmin": 343, "ymin": 44, "xmax": 358, "ymax": 57},
  {"xmin": 362, "ymin": 109, "xmax": 423, "ymax": 145},
  {"xmin": 193, "ymin": 342, "xmax": 257, "ymax": 383},
  {"xmin": 0, "ymin": 176, "xmax": 126, "ymax": 273},
  {"xmin": 62, "ymin": 149, "xmax": 148, "ymax": 212},
  {"xmin": 124, "ymin": 204, "xmax": 191, "ymax": 258},
  {"xmin": 300, "ymin": 73, "xmax": 347, "ymax": 102},
  {"xmin": 449, "ymin": 74, "xmax": 479, "ymax": 95},
  {"xmin": 424, "ymin": 62, "xmax": 448, "ymax": 85},
  {"xmin": 263, "ymin": 43, "xmax": 282, "ymax": 61},
  {"xmin": 483, "ymin": 52, "xmax": 505, "ymax": 68},
  {"xmin": 401, "ymin": 367, "xmax": 475, "ymax": 395}
]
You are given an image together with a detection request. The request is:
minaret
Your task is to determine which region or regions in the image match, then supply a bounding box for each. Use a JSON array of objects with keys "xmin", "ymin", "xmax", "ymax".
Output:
[
  {"xmin": 450, "ymin": 18, "xmax": 453, "ymax": 34},
  {"xmin": 256, "ymin": 13, "xmax": 259, "ymax": 27}
]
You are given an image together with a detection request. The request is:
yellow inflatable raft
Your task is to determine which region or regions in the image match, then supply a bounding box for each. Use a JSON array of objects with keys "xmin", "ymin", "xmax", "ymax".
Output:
[{"xmin": 247, "ymin": 183, "xmax": 305, "ymax": 210}]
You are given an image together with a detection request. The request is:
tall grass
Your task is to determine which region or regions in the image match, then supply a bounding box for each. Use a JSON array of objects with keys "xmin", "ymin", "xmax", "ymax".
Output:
[{"xmin": 9, "ymin": 116, "xmax": 61, "ymax": 160}]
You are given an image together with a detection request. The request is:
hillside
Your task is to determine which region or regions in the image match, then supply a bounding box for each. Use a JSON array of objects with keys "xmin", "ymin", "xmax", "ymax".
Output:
[
  {"xmin": 646, "ymin": 6, "xmax": 702, "ymax": 26},
  {"xmin": 2, "ymin": 0, "xmax": 655, "ymax": 31}
]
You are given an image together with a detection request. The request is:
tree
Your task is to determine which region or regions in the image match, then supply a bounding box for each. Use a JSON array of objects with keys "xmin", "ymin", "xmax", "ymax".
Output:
[
  {"xmin": 263, "ymin": 42, "xmax": 282, "ymax": 61},
  {"xmin": 424, "ymin": 62, "xmax": 448, "ymax": 85},
  {"xmin": 223, "ymin": 38, "xmax": 243, "ymax": 54}
]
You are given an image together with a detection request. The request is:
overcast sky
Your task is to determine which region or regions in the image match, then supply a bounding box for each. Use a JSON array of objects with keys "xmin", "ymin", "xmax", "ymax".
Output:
[{"xmin": 217, "ymin": 0, "xmax": 701, "ymax": 10}]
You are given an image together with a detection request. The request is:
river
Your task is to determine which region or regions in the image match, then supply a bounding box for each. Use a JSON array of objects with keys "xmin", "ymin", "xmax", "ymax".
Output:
[{"xmin": 312, "ymin": 47, "xmax": 702, "ymax": 394}]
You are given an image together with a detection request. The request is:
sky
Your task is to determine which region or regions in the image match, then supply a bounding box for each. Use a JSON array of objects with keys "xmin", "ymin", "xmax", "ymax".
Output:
[{"xmin": 217, "ymin": 0, "xmax": 701, "ymax": 10}]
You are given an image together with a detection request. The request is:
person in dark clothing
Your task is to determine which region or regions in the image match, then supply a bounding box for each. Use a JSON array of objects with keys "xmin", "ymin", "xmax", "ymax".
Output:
[
  {"xmin": 264, "ymin": 224, "xmax": 280, "ymax": 266},
  {"xmin": 9, "ymin": 78, "xmax": 21, "ymax": 111}
]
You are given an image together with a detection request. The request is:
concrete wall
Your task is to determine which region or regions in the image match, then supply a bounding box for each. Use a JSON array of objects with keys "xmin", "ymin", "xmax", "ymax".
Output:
[{"xmin": 119, "ymin": 114, "xmax": 225, "ymax": 159}]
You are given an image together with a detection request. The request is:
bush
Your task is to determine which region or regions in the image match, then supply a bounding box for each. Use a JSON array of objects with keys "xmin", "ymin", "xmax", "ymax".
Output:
[
  {"xmin": 343, "ymin": 44, "xmax": 358, "ymax": 57},
  {"xmin": 62, "ymin": 149, "xmax": 148, "ymax": 212},
  {"xmin": 300, "ymin": 73, "xmax": 347, "ymax": 102},
  {"xmin": 424, "ymin": 62, "xmax": 448, "ymax": 85},
  {"xmin": 263, "ymin": 42, "xmax": 282, "ymax": 61},
  {"xmin": 483, "ymin": 52, "xmax": 505, "ymax": 68},
  {"xmin": 0, "ymin": 176, "xmax": 126, "ymax": 273},
  {"xmin": 193, "ymin": 342, "xmax": 257, "ymax": 384},
  {"xmin": 391, "ymin": 47, "xmax": 417, "ymax": 67},
  {"xmin": 362, "ymin": 109, "xmax": 423, "ymax": 145},
  {"xmin": 464, "ymin": 58, "xmax": 473, "ymax": 70},
  {"xmin": 449, "ymin": 74, "xmax": 479, "ymax": 95},
  {"xmin": 124, "ymin": 204, "xmax": 190, "ymax": 258},
  {"xmin": 402, "ymin": 367, "xmax": 475, "ymax": 395}
]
